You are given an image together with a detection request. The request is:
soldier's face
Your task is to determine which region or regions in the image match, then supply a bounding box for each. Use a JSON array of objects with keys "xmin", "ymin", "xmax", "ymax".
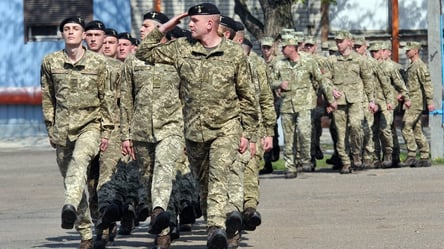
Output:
[
  {"xmin": 117, "ymin": 39, "xmax": 133, "ymax": 60},
  {"xmin": 335, "ymin": 38, "xmax": 351, "ymax": 53},
  {"xmin": 103, "ymin": 36, "xmax": 118, "ymax": 58},
  {"xmin": 140, "ymin": 19, "xmax": 160, "ymax": 39},
  {"xmin": 62, "ymin": 24, "xmax": 85, "ymax": 46},
  {"xmin": 85, "ymin": 30, "xmax": 105, "ymax": 52},
  {"xmin": 188, "ymin": 15, "xmax": 218, "ymax": 40}
]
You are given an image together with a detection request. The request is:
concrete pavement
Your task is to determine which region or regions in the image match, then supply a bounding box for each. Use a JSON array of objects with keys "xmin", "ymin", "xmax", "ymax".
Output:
[{"xmin": 1, "ymin": 146, "xmax": 444, "ymax": 249}]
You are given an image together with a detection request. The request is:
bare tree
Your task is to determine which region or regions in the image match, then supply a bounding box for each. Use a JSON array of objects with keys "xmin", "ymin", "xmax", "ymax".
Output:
[{"xmin": 235, "ymin": 0, "xmax": 336, "ymax": 41}]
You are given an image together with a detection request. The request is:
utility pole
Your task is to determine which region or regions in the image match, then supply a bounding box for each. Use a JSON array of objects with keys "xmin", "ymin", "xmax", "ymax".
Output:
[
  {"xmin": 427, "ymin": 0, "xmax": 444, "ymax": 159},
  {"xmin": 391, "ymin": 0, "xmax": 399, "ymax": 62}
]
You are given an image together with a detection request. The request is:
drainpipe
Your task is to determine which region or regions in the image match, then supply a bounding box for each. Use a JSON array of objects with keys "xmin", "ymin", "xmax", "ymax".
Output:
[
  {"xmin": 391, "ymin": 0, "xmax": 399, "ymax": 62},
  {"xmin": 0, "ymin": 87, "xmax": 42, "ymax": 105}
]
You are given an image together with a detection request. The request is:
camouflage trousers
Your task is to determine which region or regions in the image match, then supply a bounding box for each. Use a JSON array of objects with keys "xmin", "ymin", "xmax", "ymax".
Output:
[
  {"xmin": 227, "ymin": 149, "xmax": 248, "ymax": 214},
  {"xmin": 97, "ymin": 128, "xmax": 124, "ymax": 212},
  {"xmin": 133, "ymin": 135, "xmax": 183, "ymax": 212},
  {"xmin": 281, "ymin": 110, "xmax": 312, "ymax": 172},
  {"xmin": 362, "ymin": 103, "xmax": 375, "ymax": 160},
  {"xmin": 243, "ymin": 142, "xmax": 264, "ymax": 210},
  {"xmin": 373, "ymin": 108, "xmax": 394, "ymax": 159},
  {"xmin": 167, "ymin": 151, "xmax": 198, "ymax": 225},
  {"xmin": 332, "ymin": 103, "xmax": 364, "ymax": 166},
  {"xmin": 56, "ymin": 129, "xmax": 101, "ymax": 240},
  {"xmin": 186, "ymin": 135, "xmax": 240, "ymax": 229},
  {"xmin": 401, "ymin": 108, "xmax": 430, "ymax": 158}
]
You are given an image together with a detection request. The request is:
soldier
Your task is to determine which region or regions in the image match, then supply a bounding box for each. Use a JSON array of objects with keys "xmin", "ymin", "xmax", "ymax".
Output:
[
  {"xmin": 324, "ymin": 30, "xmax": 377, "ymax": 174},
  {"xmin": 135, "ymin": 3, "xmax": 258, "ymax": 249},
  {"xmin": 367, "ymin": 42, "xmax": 395, "ymax": 169},
  {"xmin": 40, "ymin": 16, "xmax": 114, "ymax": 249},
  {"xmin": 259, "ymin": 36, "xmax": 281, "ymax": 175},
  {"xmin": 380, "ymin": 41, "xmax": 410, "ymax": 167},
  {"xmin": 398, "ymin": 42, "xmax": 435, "ymax": 167},
  {"xmin": 120, "ymin": 11, "xmax": 183, "ymax": 248},
  {"xmin": 273, "ymin": 36, "xmax": 336, "ymax": 178}
]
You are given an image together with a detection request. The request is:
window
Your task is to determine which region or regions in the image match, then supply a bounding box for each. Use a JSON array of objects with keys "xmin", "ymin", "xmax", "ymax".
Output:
[{"xmin": 23, "ymin": 0, "xmax": 93, "ymax": 43}]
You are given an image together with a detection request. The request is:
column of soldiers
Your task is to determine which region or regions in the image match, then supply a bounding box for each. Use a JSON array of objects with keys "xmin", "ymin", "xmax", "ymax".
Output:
[{"xmin": 40, "ymin": 3, "xmax": 436, "ymax": 249}]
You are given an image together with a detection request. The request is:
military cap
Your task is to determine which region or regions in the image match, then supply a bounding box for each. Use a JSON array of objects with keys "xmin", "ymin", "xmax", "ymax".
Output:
[
  {"xmin": 281, "ymin": 37, "xmax": 298, "ymax": 47},
  {"xmin": 368, "ymin": 42, "xmax": 381, "ymax": 51},
  {"xmin": 335, "ymin": 30, "xmax": 352, "ymax": 40},
  {"xmin": 59, "ymin": 16, "xmax": 85, "ymax": 32},
  {"xmin": 235, "ymin": 21, "xmax": 245, "ymax": 32},
  {"xmin": 105, "ymin": 28, "xmax": 118, "ymax": 38},
  {"xmin": 403, "ymin": 41, "xmax": 421, "ymax": 50},
  {"xmin": 328, "ymin": 41, "xmax": 338, "ymax": 51},
  {"xmin": 130, "ymin": 38, "xmax": 140, "ymax": 46},
  {"xmin": 279, "ymin": 28, "xmax": 294, "ymax": 40},
  {"xmin": 353, "ymin": 35, "xmax": 367, "ymax": 46},
  {"xmin": 187, "ymin": 3, "xmax": 220, "ymax": 16},
  {"xmin": 380, "ymin": 41, "xmax": 392, "ymax": 50},
  {"xmin": 242, "ymin": 38, "xmax": 253, "ymax": 48},
  {"xmin": 304, "ymin": 36, "xmax": 316, "ymax": 45},
  {"xmin": 85, "ymin": 20, "xmax": 106, "ymax": 32},
  {"xmin": 220, "ymin": 15, "xmax": 237, "ymax": 31},
  {"xmin": 260, "ymin": 36, "xmax": 274, "ymax": 47},
  {"xmin": 117, "ymin": 32, "xmax": 133, "ymax": 41},
  {"xmin": 143, "ymin": 11, "xmax": 169, "ymax": 24},
  {"xmin": 321, "ymin": 41, "xmax": 329, "ymax": 50}
]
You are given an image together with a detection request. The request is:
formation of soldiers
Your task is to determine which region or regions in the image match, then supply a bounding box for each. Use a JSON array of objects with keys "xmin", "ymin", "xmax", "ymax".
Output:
[{"xmin": 39, "ymin": 2, "xmax": 435, "ymax": 249}]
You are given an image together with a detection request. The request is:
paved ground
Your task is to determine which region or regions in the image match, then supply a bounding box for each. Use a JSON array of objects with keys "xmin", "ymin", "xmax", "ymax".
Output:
[{"xmin": 1, "ymin": 141, "xmax": 444, "ymax": 249}]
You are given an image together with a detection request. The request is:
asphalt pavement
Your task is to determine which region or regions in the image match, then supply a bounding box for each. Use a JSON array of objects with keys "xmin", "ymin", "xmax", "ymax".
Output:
[{"xmin": 1, "ymin": 144, "xmax": 444, "ymax": 249}]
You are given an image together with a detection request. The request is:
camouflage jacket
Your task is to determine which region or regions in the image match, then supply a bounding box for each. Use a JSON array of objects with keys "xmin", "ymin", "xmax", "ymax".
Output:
[
  {"xmin": 324, "ymin": 51, "xmax": 375, "ymax": 105},
  {"xmin": 272, "ymin": 54, "xmax": 334, "ymax": 113},
  {"xmin": 405, "ymin": 58, "xmax": 434, "ymax": 110},
  {"xmin": 40, "ymin": 48, "xmax": 115, "ymax": 146},
  {"xmin": 120, "ymin": 54, "xmax": 184, "ymax": 143},
  {"xmin": 135, "ymin": 28, "xmax": 258, "ymax": 142},
  {"xmin": 248, "ymin": 51, "xmax": 276, "ymax": 140},
  {"xmin": 368, "ymin": 57, "xmax": 393, "ymax": 109},
  {"xmin": 382, "ymin": 59, "xmax": 410, "ymax": 105},
  {"xmin": 105, "ymin": 56, "xmax": 122, "ymax": 125}
]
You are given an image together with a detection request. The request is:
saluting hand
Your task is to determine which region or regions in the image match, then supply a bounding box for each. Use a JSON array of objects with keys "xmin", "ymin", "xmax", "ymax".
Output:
[{"xmin": 159, "ymin": 12, "xmax": 189, "ymax": 33}]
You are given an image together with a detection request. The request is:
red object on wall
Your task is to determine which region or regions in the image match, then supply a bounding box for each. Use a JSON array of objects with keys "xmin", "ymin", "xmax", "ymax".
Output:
[{"xmin": 0, "ymin": 87, "xmax": 42, "ymax": 105}]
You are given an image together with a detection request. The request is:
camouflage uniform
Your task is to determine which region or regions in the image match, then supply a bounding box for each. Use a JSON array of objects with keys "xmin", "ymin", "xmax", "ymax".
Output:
[
  {"xmin": 367, "ymin": 55, "xmax": 393, "ymax": 165},
  {"xmin": 273, "ymin": 49, "xmax": 334, "ymax": 174},
  {"xmin": 243, "ymin": 51, "xmax": 276, "ymax": 209},
  {"xmin": 41, "ymin": 48, "xmax": 114, "ymax": 240},
  {"xmin": 135, "ymin": 28, "xmax": 258, "ymax": 229},
  {"xmin": 325, "ymin": 51, "xmax": 374, "ymax": 168},
  {"xmin": 120, "ymin": 53, "xmax": 184, "ymax": 235},
  {"xmin": 381, "ymin": 58, "xmax": 410, "ymax": 163},
  {"xmin": 402, "ymin": 57, "xmax": 434, "ymax": 160}
]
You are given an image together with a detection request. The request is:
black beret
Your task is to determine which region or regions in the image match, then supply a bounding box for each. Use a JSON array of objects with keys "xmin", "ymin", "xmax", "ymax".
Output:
[
  {"xmin": 105, "ymin": 28, "xmax": 118, "ymax": 38},
  {"xmin": 85, "ymin": 20, "xmax": 106, "ymax": 32},
  {"xmin": 188, "ymin": 3, "xmax": 220, "ymax": 16},
  {"xmin": 130, "ymin": 38, "xmax": 140, "ymax": 46},
  {"xmin": 242, "ymin": 38, "xmax": 253, "ymax": 48},
  {"xmin": 59, "ymin": 16, "xmax": 85, "ymax": 32},
  {"xmin": 143, "ymin": 11, "xmax": 169, "ymax": 24},
  {"xmin": 235, "ymin": 21, "xmax": 244, "ymax": 32},
  {"xmin": 117, "ymin": 32, "xmax": 133, "ymax": 41},
  {"xmin": 220, "ymin": 16, "xmax": 237, "ymax": 31}
]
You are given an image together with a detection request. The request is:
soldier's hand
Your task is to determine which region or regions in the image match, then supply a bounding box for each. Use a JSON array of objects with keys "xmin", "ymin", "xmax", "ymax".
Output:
[
  {"xmin": 404, "ymin": 100, "xmax": 411, "ymax": 109},
  {"xmin": 122, "ymin": 140, "xmax": 136, "ymax": 160},
  {"xmin": 326, "ymin": 101, "xmax": 337, "ymax": 113},
  {"xmin": 159, "ymin": 12, "xmax": 188, "ymax": 33},
  {"xmin": 332, "ymin": 89, "xmax": 342, "ymax": 99},
  {"xmin": 249, "ymin": 142, "xmax": 257, "ymax": 158},
  {"xmin": 262, "ymin": 136, "xmax": 273, "ymax": 152},
  {"xmin": 100, "ymin": 138, "xmax": 109, "ymax": 152},
  {"xmin": 387, "ymin": 103, "xmax": 393, "ymax": 111},
  {"xmin": 396, "ymin": 93, "xmax": 404, "ymax": 102},
  {"xmin": 428, "ymin": 103, "xmax": 436, "ymax": 112},
  {"xmin": 368, "ymin": 101, "xmax": 378, "ymax": 113},
  {"xmin": 280, "ymin": 81, "xmax": 289, "ymax": 91},
  {"xmin": 239, "ymin": 137, "xmax": 249, "ymax": 154}
]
